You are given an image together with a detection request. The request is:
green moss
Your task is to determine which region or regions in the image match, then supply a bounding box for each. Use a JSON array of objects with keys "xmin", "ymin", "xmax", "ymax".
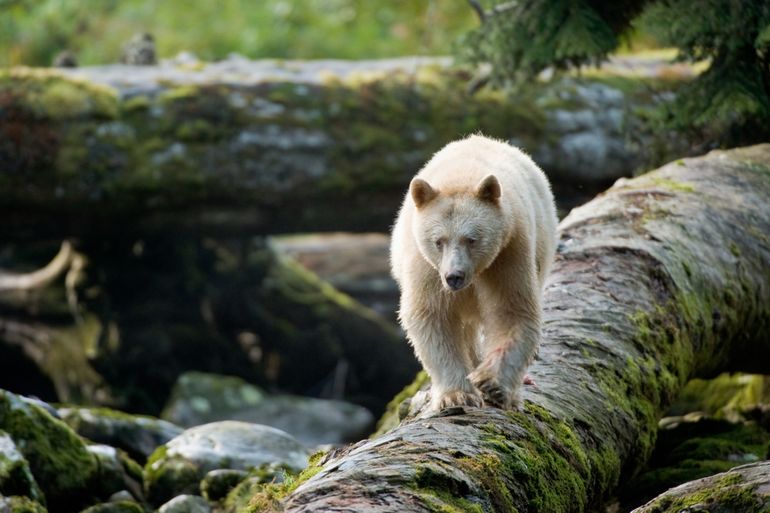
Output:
[
  {"xmin": 0, "ymin": 496, "xmax": 48, "ymax": 513},
  {"xmin": 415, "ymin": 488, "xmax": 485, "ymax": 513},
  {"xmin": 405, "ymin": 402, "xmax": 603, "ymax": 513},
  {"xmin": 143, "ymin": 444, "xmax": 199, "ymax": 506},
  {"xmin": 648, "ymin": 177, "xmax": 696, "ymax": 193},
  {"xmin": 240, "ymin": 451, "xmax": 327, "ymax": 513},
  {"xmin": 643, "ymin": 472, "xmax": 764, "ymax": 513},
  {"xmin": 122, "ymin": 95, "xmax": 151, "ymax": 112},
  {"xmin": 668, "ymin": 373, "xmax": 767, "ymax": 418},
  {"xmin": 0, "ymin": 68, "xmax": 118, "ymax": 120},
  {"xmin": 0, "ymin": 390, "xmax": 99, "ymax": 509},
  {"xmin": 373, "ymin": 371, "xmax": 430, "ymax": 437}
]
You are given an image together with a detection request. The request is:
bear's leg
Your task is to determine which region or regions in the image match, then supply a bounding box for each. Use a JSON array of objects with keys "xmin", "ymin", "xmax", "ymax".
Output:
[
  {"xmin": 470, "ymin": 280, "xmax": 541, "ymax": 409},
  {"xmin": 402, "ymin": 305, "xmax": 481, "ymax": 411},
  {"xmin": 469, "ymin": 317, "xmax": 540, "ymax": 408}
]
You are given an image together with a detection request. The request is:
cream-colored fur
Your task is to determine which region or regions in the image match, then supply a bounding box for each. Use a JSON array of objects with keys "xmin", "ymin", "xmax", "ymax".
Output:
[{"xmin": 390, "ymin": 134, "xmax": 557, "ymax": 411}]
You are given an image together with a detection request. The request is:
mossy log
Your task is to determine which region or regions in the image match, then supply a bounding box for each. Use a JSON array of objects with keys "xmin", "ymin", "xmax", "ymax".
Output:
[
  {"xmin": 0, "ymin": 60, "xmax": 686, "ymax": 237},
  {"xmin": 249, "ymin": 145, "xmax": 770, "ymax": 512},
  {"xmin": 631, "ymin": 461, "xmax": 770, "ymax": 513},
  {"xmin": 0, "ymin": 238, "xmax": 417, "ymax": 415}
]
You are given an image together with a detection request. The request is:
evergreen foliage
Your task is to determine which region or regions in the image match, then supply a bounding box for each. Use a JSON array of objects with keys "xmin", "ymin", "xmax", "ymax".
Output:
[{"xmin": 462, "ymin": 0, "xmax": 770, "ymax": 144}]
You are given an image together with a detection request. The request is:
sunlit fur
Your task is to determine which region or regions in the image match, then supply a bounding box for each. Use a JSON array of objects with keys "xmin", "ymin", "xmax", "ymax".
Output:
[{"xmin": 390, "ymin": 134, "xmax": 557, "ymax": 411}]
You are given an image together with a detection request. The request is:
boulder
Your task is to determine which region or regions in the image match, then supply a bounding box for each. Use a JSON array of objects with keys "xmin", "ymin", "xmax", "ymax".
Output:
[
  {"xmin": 0, "ymin": 390, "xmax": 99, "ymax": 511},
  {"xmin": 0, "ymin": 431, "xmax": 43, "ymax": 501},
  {"xmin": 162, "ymin": 372, "xmax": 373, "ymax": 446},
  {"xmin": 59, "ymin": 407, "xmax": 183, "ymax": 462},
  {"xmin": 157, "ymin": 495, "xmax": 210, "ymax": 513},
  {"xmin": 77, "ymin": 501, "xmax": 143, "ymax": 513},
  {"xmin": 144, "ymin": 421, "xmax": 308, "ymax": 505}
]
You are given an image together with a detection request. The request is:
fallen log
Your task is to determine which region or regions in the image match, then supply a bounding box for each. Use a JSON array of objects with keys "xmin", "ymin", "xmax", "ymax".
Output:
[
  {"xmin": 245, "ymin": 144, "xmax": 770, "ymax": 512},
  {"xmin": 631, "ymin": 461, "xmax": 770, "ymax": 513}
]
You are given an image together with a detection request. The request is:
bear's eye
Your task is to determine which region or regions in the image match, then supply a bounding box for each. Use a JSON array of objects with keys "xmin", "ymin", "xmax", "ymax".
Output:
[
  {"xmin": 435, "ymin": 239, "xmax": 444, "ymax": 249},
  {"xmin": 467, "ymin": 237, "xmax": 477, "ymax": 246}
]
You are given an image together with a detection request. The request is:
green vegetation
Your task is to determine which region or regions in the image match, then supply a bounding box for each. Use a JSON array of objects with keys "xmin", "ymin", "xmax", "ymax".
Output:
[
  {"xmin": 0, "ymin": 1, "xmax": 474, "ymax": 66},
  {"xmin": 0, "ymin": 390, "xmax": 100, "ymax": 510},
  {"xmin": 642, "ymin": 472, "xmax": 765, "ymax": 513},
  {"xmin": 462, "ymin": 0, "xmax": 770, "ymax": 145}
]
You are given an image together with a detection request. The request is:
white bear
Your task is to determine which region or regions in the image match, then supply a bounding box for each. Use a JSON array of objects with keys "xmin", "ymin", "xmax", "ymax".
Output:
[{"xmin": 390, "ymin": 134, "xmax": 557, "ymax": 411}]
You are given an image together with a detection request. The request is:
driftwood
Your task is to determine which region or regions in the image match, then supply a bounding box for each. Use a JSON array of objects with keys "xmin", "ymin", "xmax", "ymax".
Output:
[
  {"xmin": 0, "ymin": 240, "xmax": 73, "ymax": 291},
  {"xmin": 249, "ymin": 144, "xmax": 770, "ymax": 512}
]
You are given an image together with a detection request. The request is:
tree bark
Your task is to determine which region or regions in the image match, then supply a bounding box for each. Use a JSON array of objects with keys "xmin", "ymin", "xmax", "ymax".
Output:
[
  {"xmin": 0, "ymin": 61, "xmax": 689, "ymax": 238},
  {"xmin": 631, "ymin": 461, "xmax": 770, "ymax": 513},
  {"xmin": 251, "ymin": 144, "xmax": 770, "ymax": 512}
]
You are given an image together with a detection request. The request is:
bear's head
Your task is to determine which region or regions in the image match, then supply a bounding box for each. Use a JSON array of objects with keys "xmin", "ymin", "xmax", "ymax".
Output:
[{"xmin": 410, "ymin": 174, "xmax": 507, "ymax": 292}]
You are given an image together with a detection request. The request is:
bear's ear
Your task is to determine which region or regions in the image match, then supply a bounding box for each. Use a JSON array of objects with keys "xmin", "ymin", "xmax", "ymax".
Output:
[
  {"xmin": 410, "ymin": 178, "xmax": 438, "ymax": 208},
  {"xmin": 476, "ymin": 174, "xmax": 501, "ymax": 203}
]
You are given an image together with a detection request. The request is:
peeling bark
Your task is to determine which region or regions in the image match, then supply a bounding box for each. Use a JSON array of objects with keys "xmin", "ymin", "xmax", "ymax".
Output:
[
  {"xmin": 253, "ymin": 145, "xmax": 770, "ymax": 512},
  {"xmin": 631, "ymin": 461, "xmax": 770, "ymax": 513}
]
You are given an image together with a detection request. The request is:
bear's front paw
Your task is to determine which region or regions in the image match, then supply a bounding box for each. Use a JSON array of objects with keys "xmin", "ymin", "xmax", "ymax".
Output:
[
  {"xmin": 433, "ymin": 389, "xmax": 482, "ymax": 411},
  {"xmin": 468, "ymin": 369, "xmax": 512, "ymax": 409}
]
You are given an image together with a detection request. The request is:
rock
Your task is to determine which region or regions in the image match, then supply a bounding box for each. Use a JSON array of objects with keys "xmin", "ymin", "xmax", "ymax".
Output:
[
  {"xmin": 145, "ymin": 421, "xmax": 308, "ymax": 505},
  {"xmin": 0, "ymin": 390, "xmax": 99, "ymax": 511},
  {"xmin": 162, "ymin": 372, "xmax": 374, "ymax": 446},
  {"xmin": 0, "ymin": 431, "xmax": 43, "ymax": 501},
  {"xmin": 78, "ymin": 501, "xmax": 143, "ymax": 513},
  {"xmin": 59, "ymin": 406, "xmax": 183, "ymax": 462},
  {"xmin": 199, "ymin": 469, "xmax": 247, "ymax": 502},
  {"xmin": 0, "ymin": 496, "xmax": 47, "ymax": 513},
  {"xmin": 107, "ymin": 491, "xmax": 133, "ymax": 502},
  {"xmin": 85, "ymin": 445, "xmax": 143, "ymax": 501},
  {"xmin": 157, "ymin": 495, "xmax": 210, "ymax": 513}
]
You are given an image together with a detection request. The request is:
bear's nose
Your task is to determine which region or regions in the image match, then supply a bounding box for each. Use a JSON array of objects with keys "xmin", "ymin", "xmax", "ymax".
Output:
[{"xmin": 445, "ymin": 271, "xmax": 466, "ymax": 291}]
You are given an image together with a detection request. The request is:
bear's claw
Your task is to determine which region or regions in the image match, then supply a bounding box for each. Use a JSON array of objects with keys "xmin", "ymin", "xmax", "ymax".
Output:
[
  {"xmin": 434, "ymin": 389, "xmax": 483, "ymax": 410},
  {"xmin": 468, "ymin": 370, "xmax": 510, "ymax": 409}
]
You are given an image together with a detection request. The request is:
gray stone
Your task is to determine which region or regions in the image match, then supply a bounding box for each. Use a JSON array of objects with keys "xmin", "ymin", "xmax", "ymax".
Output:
[
  {"xmin": 145, "ymin": 421, "xmax": 307, "ymax": 505},
  {"xmin": 86, "ymin": 444, "xmax": 143, "ymax": 500},
  {"xmin": 157, "ymin": 494, "xmax": 210, "ymax": 513},
  {"xmin": 162, "ymin": 421, "xmax": 308, "ymax": 472},
  {"xmin": 78, "ymin": 501, "xmax": 144, "ymax": 513},
  {"xmin": 162, "ymin": 372, "xmax": 374, "ymax": 446},
  {"xmin": 59, "ymin": 406, "xmax": 183, "ymax": 461}
]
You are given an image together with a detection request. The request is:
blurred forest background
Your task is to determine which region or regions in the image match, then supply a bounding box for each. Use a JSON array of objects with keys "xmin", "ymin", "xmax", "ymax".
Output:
[
  {"xmin": 0, "ymin": 1, "xmax": 477, "ymax": 64},
  {"xmin": 1, "ymin": 1, "xmax": 770, "ymax": 512}
]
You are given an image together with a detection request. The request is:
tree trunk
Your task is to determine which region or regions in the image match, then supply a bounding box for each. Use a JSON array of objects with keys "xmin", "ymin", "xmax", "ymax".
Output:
[
  {"xmin": 0, "ymin": 59, "xmax": 689, "ymax": 238},
  {"xmin": 249, "ymin": 144, "xmax": 770, "ymax": 512},
  {"xmin": 631, "ymin": 461, "xmax": 770, "ymax": 513}
]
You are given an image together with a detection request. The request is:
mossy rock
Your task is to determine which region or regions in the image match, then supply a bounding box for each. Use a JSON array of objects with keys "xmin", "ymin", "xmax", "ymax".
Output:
[
  {"xmin": 0, "ymin": 431, "xmax": 43, "ymax": 502},
  {"xmin": 156, "ymin": 494, "xmax": 210, "ymax": 513},
  {"xmin": 78, "ymin": 501, "xmax": 144, "ymax": 513},
  {"xmin": 0, "ymin": 495, "xmax": 48, "ymax": 513},
  {"xmin": 0, "ymin": 390, "xmax": 100, "ymax": 511},
  {"xmin": 59, "ymin": 406, "xmax": 183, "ymax": 463},
  {"xmin": 199, "ymin": 469, "xmax": 248, "ymax": 502},
  {"xmin": 144, "ymin": 421, "xmax": 307, "ymax": 506}
]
